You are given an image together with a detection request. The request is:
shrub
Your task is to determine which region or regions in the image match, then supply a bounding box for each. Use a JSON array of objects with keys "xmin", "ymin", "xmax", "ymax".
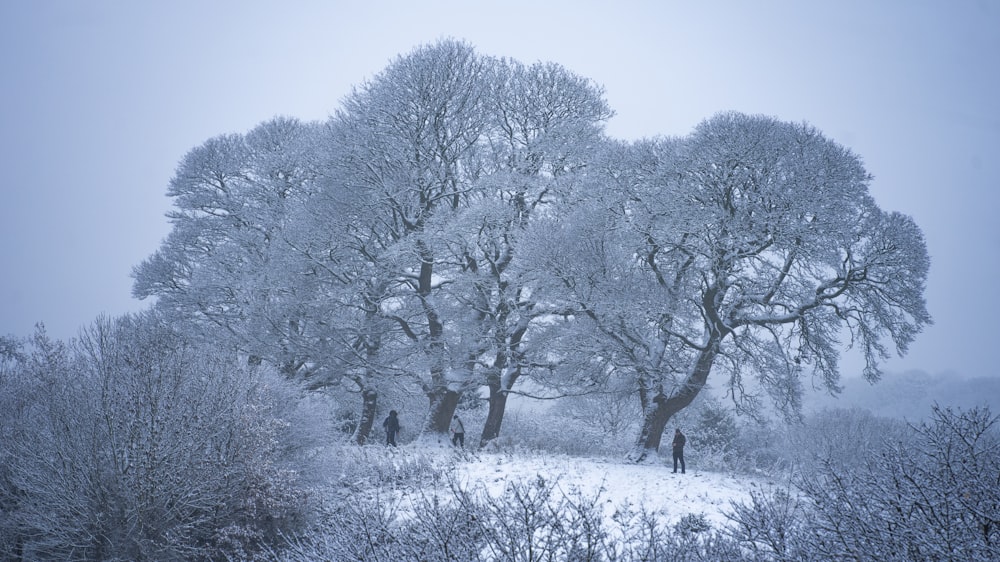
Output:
[
  {"xmin": 278, "ymin": 458, "xmax": 751, "ymax": 561},
  {"xmin": 796, "ymin": 405, "xmax": 1000, "ymax": 560},
  {"xmin": 0, "ymin": 316, "xmax": 318, "ymax": 560},
  {"xmin": 726, "ymin": 405, "xmax": 1000, "ymax": 561}
]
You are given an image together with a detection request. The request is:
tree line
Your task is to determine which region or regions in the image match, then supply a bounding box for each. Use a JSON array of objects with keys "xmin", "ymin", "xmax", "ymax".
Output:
[{"xmin": 131, "ymin": 39, "xmax": 931, "ymax": 460}]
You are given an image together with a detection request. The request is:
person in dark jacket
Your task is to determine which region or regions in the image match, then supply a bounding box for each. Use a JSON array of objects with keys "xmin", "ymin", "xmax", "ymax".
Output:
[
  {"xmin": 383, "ymin": 410, "xmax": 400, "ymax": 447},
  {"xmin": 672, "ymin": 428, "xmax": 686, "ymax": 474}
]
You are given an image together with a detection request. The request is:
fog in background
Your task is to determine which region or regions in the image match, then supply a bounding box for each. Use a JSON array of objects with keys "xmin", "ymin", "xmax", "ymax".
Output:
[{"xmin": 2, "ymin": 1, "xmax": 998, "ymax": 385}]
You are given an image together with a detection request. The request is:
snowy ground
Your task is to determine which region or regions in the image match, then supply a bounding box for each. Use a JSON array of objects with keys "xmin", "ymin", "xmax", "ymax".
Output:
[
  {"xmin": 456, "ymin": 453, "xmax": 768, "ymax": 528},
  {"xmin": 384, "ymin": 447, "xmax": 781, "ymax": 530}
]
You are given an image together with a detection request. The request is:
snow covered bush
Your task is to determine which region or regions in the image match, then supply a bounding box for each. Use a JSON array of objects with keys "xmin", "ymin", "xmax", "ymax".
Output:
[
  {"xmin": 278, "ymin": 461, "xmax": 751, "ymax": 561},
  {"xmin": 726, "ymin": 405, "xmax": 1000, "ymax": 561},
  {"xmin": 325, "ymin": 445, "xmax": 444, "ymax": 491},
  {"xmin": 796, "ymin": 405, "xmax": 1000, "ymax": 560},
  {"xmin": 724, "ymin": 487, "xmax": 808, "ymax": 560},
  {"xmin": 467, "ymin": 475, "xmax": 608, "ymax": 561},
  {"xmin": 553, "ymin": 386, "xmax": 642, "ymax": 455},
  {"xmin": 0, "ymin": 316, "xmax": 321, "ymax": 561},
  {"xmin": 479, "ymin": 407, "xmax": 602, "ymax": 456},
  {"xmin": 276, "ymin": 446, "xmax": 456, "ymax": 561},
  {"xmin": 788, "ymin": 407, "xmax": 911, "ymax": 473},
  {"xmin": 611, "ymin": 506, "xmax": 745, "ymax": 562}
]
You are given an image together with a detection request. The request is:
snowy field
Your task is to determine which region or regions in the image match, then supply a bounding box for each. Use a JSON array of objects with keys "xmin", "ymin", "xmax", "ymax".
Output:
[
  {"xmin": 379, "ymin": 447, "xmax": 779, "ymax": 530},
  {"xmin": 456, "ymin": 453, "xmax": 771, "ymax": 527}
]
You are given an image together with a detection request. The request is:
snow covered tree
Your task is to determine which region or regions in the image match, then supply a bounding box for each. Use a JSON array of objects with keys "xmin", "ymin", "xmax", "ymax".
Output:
[
  {"xmin": 331, "ymin": 39, "xmax": 493, "ymax": 437},
  {"xmin": 132, "ymin": 116, "xmax": 324, "ymax": 377},
  {"xmin": 132, "ymin": 41, "xmax": 611, "ymax": 446},
  {"xmin": 631, "ymin": 112, "xmax": 931, "ymax": 458},
  {"xmin": 450, "ymin": 57, "xmax": 613, "ymax": 447},
  {"xmin": 133, "ymin": 40, "xmax": 930, "ymax": 460},
  {"xmin": 274, "ymin": 121, "xmax": 414, "ymax": 444},
  {"xmin": 532, "ymin": 112, "xmax": 931, "ymax": 462},
  {"xmin": 323, "ymin": 44, "xmax": 613, "ymax": 444}
]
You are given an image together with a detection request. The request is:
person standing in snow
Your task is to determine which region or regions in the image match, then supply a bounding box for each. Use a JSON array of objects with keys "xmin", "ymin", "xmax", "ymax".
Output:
[
  {"xmin": 449, "ymin": 414, "xmax": 465, "ymax": 448},
  {"xmin": 383, "ymin": 410, "xmax": 400, "ymax": 447},
  {"xmin": 672, "ymin": 428, "xmax": 686, "ymax": 474}
]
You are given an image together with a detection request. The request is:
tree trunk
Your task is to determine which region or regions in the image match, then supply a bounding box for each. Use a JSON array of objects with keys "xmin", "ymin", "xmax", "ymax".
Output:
[
  {"xmin": 425, "ymin": 387, "xmax": 461, "ymax": 438},
  {"xmin": 415, "ymin": 238, "xmax": 459, "ymax": 439},
  {"xmin": 628, "ymin": 335, "xmax": 721, "ymax": 463},
  {"xmin": 632, "ymin": 392, "xmax": 670, "ymax": 459},
  {"xmin": 480, "ymin": 380, "xmax": 509, "ymax": 447},
  {"xmin": 354, "ymin": 387, "xmax": 378, "ymax": 445}
]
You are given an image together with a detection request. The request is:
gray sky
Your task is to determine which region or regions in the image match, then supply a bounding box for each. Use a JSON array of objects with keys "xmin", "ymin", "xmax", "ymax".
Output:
[{"xmin": 1, "ymin": 0, "xmax": 998, "ymax": 380}]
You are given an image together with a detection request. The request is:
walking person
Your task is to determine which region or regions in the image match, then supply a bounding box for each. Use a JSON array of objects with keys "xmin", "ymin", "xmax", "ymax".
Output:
[
  {"xmin": 672, "ymin": 428, "xmax": 686, "ymax": 474},
  {"xmin": 449, "ymin": 414, "xmax": 465, "ymax": 448},
  {"xmin": 383, "ymin": 410, "xmax": 400, "ymax": 447}
]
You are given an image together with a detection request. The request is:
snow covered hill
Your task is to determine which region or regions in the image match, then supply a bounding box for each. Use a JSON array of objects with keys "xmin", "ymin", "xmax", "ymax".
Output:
[
  {"xmin": 386, "ymin": 448, "xmax": 780, "ymax": 531},
  {"xmin": 459, "ymin": 453, "xmax": 773, "ymax": 528}
]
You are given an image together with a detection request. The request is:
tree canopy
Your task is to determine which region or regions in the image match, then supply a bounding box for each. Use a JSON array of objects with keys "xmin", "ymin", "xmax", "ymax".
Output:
[{"xmin": 133, "ymin": 40, "xmax": 931, "ymax": 455}]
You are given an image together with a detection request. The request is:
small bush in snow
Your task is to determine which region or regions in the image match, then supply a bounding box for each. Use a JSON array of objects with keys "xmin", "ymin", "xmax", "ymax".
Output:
[
  {"xmin": 0, "ymin": 316, "xmax": 319, "ymax": 561},
  {"xmin": 726, "ymin": 405, "xmax": 1000, "ymax": 561}
]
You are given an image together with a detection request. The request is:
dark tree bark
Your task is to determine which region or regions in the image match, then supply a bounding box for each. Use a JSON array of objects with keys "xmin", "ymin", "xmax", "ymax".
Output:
[
  {"xmin": 480, "ymin": 371, "xmax": 514, "ymax": 447},
  {"xmin": 425, "ymin": 387, "xmax": 461, "ymax": 436},
  {"xmin": 629, "ymin": 333, "xmax": 721, "ymax": 462},
  {"xmin": 354, "ymin": 387, "xmax": 378, "ymax": 445},
  {"xmin": 477, "ymin": 324, "xmax": 526, "ymax": 448},
  {"xmin": 416, "ymin": 238, "xmax": 461, "ymax": 437}
]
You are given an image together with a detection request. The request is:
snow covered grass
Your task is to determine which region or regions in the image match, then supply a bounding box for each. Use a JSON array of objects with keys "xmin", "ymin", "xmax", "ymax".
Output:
[
  {"xmin": 449, "ymin": 449, "xmax": 777, "ymax": 529},
  {"xmin": 293, "ymin": 443, "xmax": 785, "ymax": 553},
  {"xmin": 271, "ymin": 406, "xmax": 1000, "ymax": 560},
  {"xmin": 319, "ymin": 438, "xmax": 780, "ymax": 529},
  {"xmin": 278, "ymin": 444, "xmax": 770, "ymax": 561}
]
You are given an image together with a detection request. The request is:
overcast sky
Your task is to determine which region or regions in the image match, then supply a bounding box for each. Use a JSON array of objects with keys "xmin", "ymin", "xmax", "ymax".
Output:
[{"xmin": 1, "ymin": 1, "xmax": 997, "ymax": 380}]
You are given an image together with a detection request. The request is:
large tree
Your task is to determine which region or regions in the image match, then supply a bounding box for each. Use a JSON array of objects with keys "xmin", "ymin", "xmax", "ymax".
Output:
[
  {"xmin": 132, "ymin": 41, "xmax": 612, "ymax": 446},
  {"xmin": 534, "ymin": 112, "xmax": 931, "ymax": 461},
  {"xmin": 269, "ymin": 132, "xmax": 397, "ymax": 443},
  {"xmin": 131, "ymin": 116, "xmax": 323, "ymax": 376},
  {"xmin": 134, "ymin": 113, "xmax": 400, "ymax": 444},
  {"xmin": 451, "ymin": 58, "xmax": 613, "ymax": 447},
  {"xmin": 332, "ymin": 39, "xmax": 492, "ymax": 437}
]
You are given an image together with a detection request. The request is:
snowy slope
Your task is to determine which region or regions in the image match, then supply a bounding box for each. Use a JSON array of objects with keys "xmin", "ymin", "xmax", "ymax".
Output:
[{"xmin": 386, "ymin": 449, "xmax": 780, "ymax": 530}]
